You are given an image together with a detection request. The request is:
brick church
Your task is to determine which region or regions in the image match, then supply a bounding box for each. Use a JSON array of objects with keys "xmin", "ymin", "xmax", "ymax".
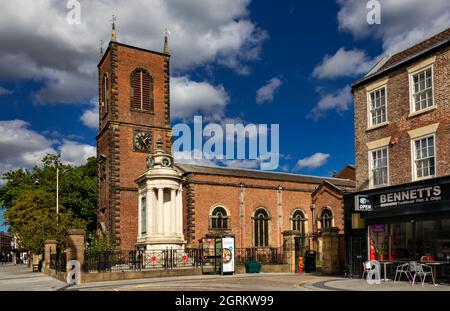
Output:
[{"xmin": 96, "ymin": 25, "xmax": 355, "ymax": 263}]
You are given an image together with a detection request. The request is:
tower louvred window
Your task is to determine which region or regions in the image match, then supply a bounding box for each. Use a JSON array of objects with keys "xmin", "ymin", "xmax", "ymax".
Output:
[{"xmin": 132, "ymin": 69, "xmax": 153, "ymax": 111}]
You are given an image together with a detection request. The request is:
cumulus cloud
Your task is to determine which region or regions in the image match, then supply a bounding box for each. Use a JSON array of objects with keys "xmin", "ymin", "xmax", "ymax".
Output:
[
  {"xmin": 337, "ymin": 0, "xmax": 450, "ymax": 54},
  {"xmin": 295, "ymin": 153, "xmax": 330, "ymax": 170},
  {"xmin": 256, "ymin": 77, "xmax": 282, "ymax": 104},
  {"xmin": 312, "ymin": 48, "xmax": 378, "ymax": 79},
  {"xmin": 308, "ymin": 86, "xmax": 352, "ymax": 120},
  {"xmin": 170, "ymin": 76, "xmax": 230, "ymax": 120},
  {"xmin": 0, "ymin": 0, "xmax": 267, "ymax": 105},
  {"xmin": 0, "ymin": 86, "xmax": 13, "ymax": 96},
  {"xmin": 313, "ymin": 1, "xmax": 450, "ymax": 80},
  {"xmin": 0, "ymin": 120, "xmax": 95, "ymax": 176},
  {"xmin": 59, "ymin": 140, "xmax": 96, "ymax": 166}
]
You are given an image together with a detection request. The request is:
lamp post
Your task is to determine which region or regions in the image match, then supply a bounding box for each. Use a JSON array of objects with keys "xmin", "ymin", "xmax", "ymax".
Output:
[{"xmin": 310, "ymin": 204, "xmax": 316, "ymax": 251}]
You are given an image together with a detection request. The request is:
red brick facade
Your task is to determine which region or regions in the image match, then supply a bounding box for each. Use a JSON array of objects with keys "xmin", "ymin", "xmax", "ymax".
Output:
[
  {"xmin": 97, "ymin": 41, "xmax": 172, "ymax": 250},
  {"xmin": 353, "ymin": 29, "xmax": 450, "ymax": 191},
  {"xmin": 97, "ymin": 39, "xmax": 355, "ymax": 251}
]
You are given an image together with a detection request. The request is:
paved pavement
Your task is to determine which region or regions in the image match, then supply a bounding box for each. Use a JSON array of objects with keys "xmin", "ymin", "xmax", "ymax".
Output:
[
  {"xmin": 0, "ymin": 263, "xmax": 67, "ymax": 291},
  {"xmin": 1, "ymin": 263, "xmax": 450, "ymax": 291}
]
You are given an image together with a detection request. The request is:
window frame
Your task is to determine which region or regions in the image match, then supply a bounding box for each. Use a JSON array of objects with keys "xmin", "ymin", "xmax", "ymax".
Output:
[
  {"xmin": 367, "ymin": 85, "xmax": 388, "ymax": 129},
  {"xmin": 368, "ymin": 146, "xmax": 390, "ymax": 188},
  {"xmin": 411, "ymin": 133, "xmax": 437, "ymax": 181},
  {"xmin": 409, "ymin": 65, "xmax": 435, "ymax": 115},
  {"xmin": 291, "ymin": 209, "xmax": 307, "ymax": 235},
  {"xmin": 318, "ymin": 208, "xmax": 333, "ymax": 229},
  {"xmin": 130, "ymin": 68, "xmax": 154, "ymax": 114},
  {"xmin": 210, "ymin": 206, "xmax": 230, "ymax": 230},
  {"xmin": 101, "ymin": 73, "xmax": 109, "ymax": 116},
  {"xmin": 253, "ymin": 208, "xmax": 270, "ymax": 247}
]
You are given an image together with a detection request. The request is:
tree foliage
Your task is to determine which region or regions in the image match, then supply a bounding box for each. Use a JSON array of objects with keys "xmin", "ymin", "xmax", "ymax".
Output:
[{"xmin": 0, "ymin": 154, "xmax": 97, "ymax": 253}]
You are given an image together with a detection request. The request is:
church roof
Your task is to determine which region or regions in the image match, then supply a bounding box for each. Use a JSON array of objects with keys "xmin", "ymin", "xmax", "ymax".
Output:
[{"xmin": 175, "ymin": 163, "xmax": 355, "ymax": 187}]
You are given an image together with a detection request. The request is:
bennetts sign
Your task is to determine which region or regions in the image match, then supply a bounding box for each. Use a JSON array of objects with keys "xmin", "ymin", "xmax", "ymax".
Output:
[
  {"xmin": 378, "ymin": 185, "xmax": 442, "ymax": 208},
  {"xmin": 356, "ymin": 182, "xmax": 450, "ymax": 211}
]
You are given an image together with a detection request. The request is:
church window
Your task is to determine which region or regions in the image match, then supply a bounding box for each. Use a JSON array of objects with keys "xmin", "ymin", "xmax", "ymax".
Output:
[{"xmin": 131, "ymin": 69, "xmax": 153, "ymax": 112}]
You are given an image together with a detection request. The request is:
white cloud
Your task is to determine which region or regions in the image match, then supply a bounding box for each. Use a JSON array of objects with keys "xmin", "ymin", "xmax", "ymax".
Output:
[
  {"xmin": 170, "ymin": 76, "xmax": 230, "ymax": 120},
  {"xmin": 295, "ymin": 153, "xmax": 330, "ymax": 170},
  {"xmin": 337, "ymin": 0, "xmax": 450, "ymax": 54},
  {"xmin": 0, "ymin": 0, "xmax": 266, "ymax": 104},
  {"xmin": 0, "ymin": 120, "xmax": 95, "ymax": 176},
  {"xmin": 59, "ymin": 140, "xmax": 96, "ymax": 166},
  {"xmin": 256, "ymin": 77, "xmax": 282, "ymax": 104},
  {"xmin": 80, "ymin": 106, "xmax": 99, "ymax": 129},
  {"xmin": 312, "ymin": 48, "xmax": 377, "ymax": 79},
  {"xmin": 309, "ymin": 86, "xmax": 352, "ymax": 120},
  {"xmin": 313, "ymin": 1, "xmax": 450, "ymax": 80},
  {"xmin": 0, "ymin": 86, "xmax": 13, "ymax": 96}
]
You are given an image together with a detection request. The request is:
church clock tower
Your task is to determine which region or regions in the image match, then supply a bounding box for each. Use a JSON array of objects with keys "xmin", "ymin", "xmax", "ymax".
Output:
[{"xmin": 97, "ymin": 21, "xmax": 172, "ymax": 250}]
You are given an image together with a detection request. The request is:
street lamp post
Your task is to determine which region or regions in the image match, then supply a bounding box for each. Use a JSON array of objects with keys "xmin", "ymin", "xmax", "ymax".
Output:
[{"xmin": 310, "ymin": 204, "xmax": 316, "ymax": 251}]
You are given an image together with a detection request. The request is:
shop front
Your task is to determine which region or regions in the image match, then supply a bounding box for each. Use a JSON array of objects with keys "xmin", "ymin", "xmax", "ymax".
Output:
[{"xmin": 344, "ymin": 175, "xmax": 450, "ymax": 276}]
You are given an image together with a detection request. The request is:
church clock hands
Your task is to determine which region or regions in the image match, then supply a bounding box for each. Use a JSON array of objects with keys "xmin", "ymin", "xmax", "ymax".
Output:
[{"xmin": 134, "ymin": 131, "xmax": 152, "ymax": 152}]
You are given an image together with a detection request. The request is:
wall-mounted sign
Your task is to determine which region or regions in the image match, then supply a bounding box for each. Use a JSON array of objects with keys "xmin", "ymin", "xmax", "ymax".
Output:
[
  {"xmin": 377, "ymin": 185, "xmax": 442, "ymax": 208},
  {"xmin": 355, "ymin": 195, "xmax": 373, "ymax": 211},
  {"xmin": 222, "ymin": 237, "xmax": 235, "ymax": 274}
]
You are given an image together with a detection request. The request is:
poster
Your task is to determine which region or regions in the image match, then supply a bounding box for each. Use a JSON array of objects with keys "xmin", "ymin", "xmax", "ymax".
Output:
[{"xmin": 222, "ymin": 237, "xmax": 235, "ymax": 273}]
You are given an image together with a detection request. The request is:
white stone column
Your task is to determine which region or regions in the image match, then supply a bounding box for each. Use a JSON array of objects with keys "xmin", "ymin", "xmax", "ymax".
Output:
[
  {"xmin": 158, "ymin": 187, "xmax": 164, "ymax": 235},
  {"xmin": 137, "ymin": 194, "xmax": 142, "ymax": 238},
  {"xmin": 177, "ymin": 187, "xmax": 183, "ymax": 238},
  {"xmin": 170, "ymin": 189, "xmax": 176, "ymax": 235},
  {"xmin": 151, "ymin": 188, "xmax": 157, "ymax": 235},
  {"xmin": 146, "ymin": 188, "xmax": 152, "ymax": 236}
]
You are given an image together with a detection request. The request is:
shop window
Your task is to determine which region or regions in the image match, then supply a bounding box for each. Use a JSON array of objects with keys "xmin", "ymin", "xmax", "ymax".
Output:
[
  {"xmin": 254, "ymin": 208, "xmax": 269, "ymax": 247},
  {"xmin": 210, "ymin": 206, "xmax": 229, "ymax": 230},
  {"xmin": 291, "ymin": 210, "xmax": 306, "ymax": 235}
]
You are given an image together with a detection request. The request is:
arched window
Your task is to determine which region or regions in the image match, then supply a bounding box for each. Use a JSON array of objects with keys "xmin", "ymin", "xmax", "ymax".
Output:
[
  {"xmin": 131, "ymin": 69, "xmax": 153, "ymax": 112},
  {"xmin": 319, "ymin": 209, "xmax": 333, "ymax": 229},
  {"xmin": 254, "ymin": 208, "xmax": 269, "ymax": 247},
  {"xmin": 210, "ymin": 206, "xmax": 229, "ymax": 230},
  {"xmin": 102, "ymin": 73, "xmax": 108, "ymax": 113},
  {"xmin": 292, "ymin": 210, "xmax": 306, "ymax": 235}
]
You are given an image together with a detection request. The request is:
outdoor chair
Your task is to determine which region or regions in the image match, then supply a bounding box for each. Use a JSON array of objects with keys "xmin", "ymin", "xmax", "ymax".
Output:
[
  {"xmin": 410, "ymin": 261, "xmax": 436, "ymax": 286},
  {"xmin": 361, "ymin": 261, "xmax": 371, "ymax": 280},
  {"xmin": 394, "ymin": 263, "xmax": 411, "ymax": 283}
]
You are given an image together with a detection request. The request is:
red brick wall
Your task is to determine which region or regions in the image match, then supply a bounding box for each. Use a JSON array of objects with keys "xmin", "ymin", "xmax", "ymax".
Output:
[
  {"xmin": 354, "ymin": 46, "xmax": 450, "ymax": 190},
  {"xmin": 185, "ymin": 174, "xmax": 346, "ymax": 249}
]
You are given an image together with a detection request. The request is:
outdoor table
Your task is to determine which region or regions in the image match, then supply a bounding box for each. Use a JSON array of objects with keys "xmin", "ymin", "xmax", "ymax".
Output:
[{"xmin": 380, "ymin": 261, "xmax": 393, "ymax": 281}]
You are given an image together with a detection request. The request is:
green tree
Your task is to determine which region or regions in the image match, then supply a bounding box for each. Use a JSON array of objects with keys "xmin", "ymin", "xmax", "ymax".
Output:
[{"xmin": 0, "ymin": 153, "xmax": 98, "ymax": 252}]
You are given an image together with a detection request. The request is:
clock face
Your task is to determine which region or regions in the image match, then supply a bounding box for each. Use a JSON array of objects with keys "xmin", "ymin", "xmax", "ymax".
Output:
[{"xmin": 133, "ymin": 131, "xmax": 152, "ymax": 152}]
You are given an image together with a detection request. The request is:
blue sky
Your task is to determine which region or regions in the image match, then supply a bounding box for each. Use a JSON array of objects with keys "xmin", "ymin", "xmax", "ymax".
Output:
[{"xmin": 0, "ymin": 0, "xmax": 449, "ymax": 199}]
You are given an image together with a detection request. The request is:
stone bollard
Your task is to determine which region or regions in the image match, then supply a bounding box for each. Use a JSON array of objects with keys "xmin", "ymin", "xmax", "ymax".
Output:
[{"xmin": 44, "ymin": 240, "xmax": 57, "ymax": 269}]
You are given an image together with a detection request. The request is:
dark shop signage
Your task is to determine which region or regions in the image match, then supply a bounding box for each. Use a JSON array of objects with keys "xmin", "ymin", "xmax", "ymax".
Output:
[{"xmin": 356, "ymin": 182, "xmax": 450, "ymax": 211}]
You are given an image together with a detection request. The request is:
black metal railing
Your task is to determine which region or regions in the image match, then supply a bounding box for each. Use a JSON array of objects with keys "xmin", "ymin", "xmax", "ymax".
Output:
[
  {"xmin": 83, "ymin": 248, "xmax": 202, "ymax": 273},
  {"xmin": 49, "ymin": 253, "xmax": 67, "ymax": 272},
  {"xmin": 234, "ymin": 247, "xmax": 285, "ymax": 265}
]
